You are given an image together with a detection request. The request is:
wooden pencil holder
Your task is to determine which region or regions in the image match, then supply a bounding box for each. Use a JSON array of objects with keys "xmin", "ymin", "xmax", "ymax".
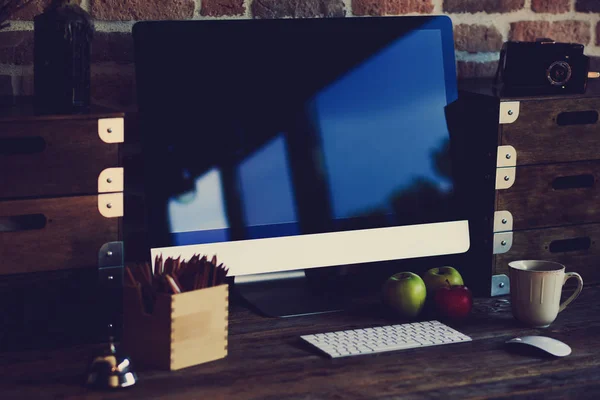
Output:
[{"xmin": 121, "ymin": 284, "xmax": 228, "ymax": 371}]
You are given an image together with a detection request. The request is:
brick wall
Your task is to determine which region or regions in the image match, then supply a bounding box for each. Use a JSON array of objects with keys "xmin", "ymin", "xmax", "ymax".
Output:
[{"xmin": 1, "ymin": 0, "xmax": 599, "ymax": 110}]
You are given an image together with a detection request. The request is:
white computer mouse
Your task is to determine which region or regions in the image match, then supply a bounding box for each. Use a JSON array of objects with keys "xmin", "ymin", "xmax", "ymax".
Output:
[{"xmin": 506, "ymin": 335, "xmax": 572, "ymax": 357}]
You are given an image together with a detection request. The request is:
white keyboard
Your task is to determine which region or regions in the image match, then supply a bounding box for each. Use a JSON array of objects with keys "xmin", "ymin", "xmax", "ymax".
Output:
[{"xmin": 301, "ymin": 320, "xmax": 472, "ymax": 358}]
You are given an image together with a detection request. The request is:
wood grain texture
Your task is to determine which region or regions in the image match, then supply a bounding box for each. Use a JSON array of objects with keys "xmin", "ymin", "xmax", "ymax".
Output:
[
  {"xmin": 496, "ymin": 160, "xmax": 600, "ymax": 230},
  {"xmin": 495, "ymin": 223, "xmax": 600, "ymax": 283},
  {"xmin": 0, "ymin": 102, "xmax": 124, "ymax": 122},
  {"xmin": 501, "ymin": 96, "xmax": 600, "ymax": 166},
  {"xmin": 2, "ymin": 284, "xmax": 600, "ymax": 399},
  {"xmin": 171, "ymin": 285, "xmax": 228, "ymax": 370},
  {"xmin": 122, "ymin": 284, "xmax": 228, "ymax": 371},
  {"xmin": 121, "ymin": 286, "xmax": 172, "ymax": 371},
  {"xmin": 0, "ymin": 196, "xmax": 119, "ymax": 275},
  {"xmin": 0, "ymin": 118, "xmax": 121, "ymax": 199}
]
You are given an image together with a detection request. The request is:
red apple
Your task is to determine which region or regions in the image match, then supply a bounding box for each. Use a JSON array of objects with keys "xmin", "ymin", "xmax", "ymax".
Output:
[{"xmin": 433, "ymin": 280, "xmax": 473, "ymax": 320}]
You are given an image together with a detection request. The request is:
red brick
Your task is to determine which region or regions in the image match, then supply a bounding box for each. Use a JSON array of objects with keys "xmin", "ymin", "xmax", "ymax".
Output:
[
  {"xmin": 454, "ymin": 24, "xmax": 503, "ymax": 53},
  {"xmin": 531, "ymin": 0, "xmax": 569, "ymax": 13},
  {"xmin": 92, "ymin": 32, "xmax": 134, "ymax": 64},
  {"xmin": 510, "ymin": 21, "xmax": 591, "ymax": 45},
  {"xmin": 91, "ymin": 68, "xmax": 136, "ymax": 111},
  {"xmin": 201, "ymin": 0, "xmax": 245, "ymax": 16},
  {"xmin": 353, "ymin": 0, "xmax": 433, "ymax": 15},
  {"xmin": 444, "ymin": 0, "xmax": 524, "ymax": 13},
  {"xmin": 91, "ymin": 0, "xmax": 194, "ymax": 21},
  {"xmin": 11, "ymin": 0, "xmax": 52, "ymax": 20},
  {"xmin": 252, "ymin": 0, "xmax": 346, "ymax": 19},
  {"xmin": 456, "ymin": 61, "xmax": 498, "ymax": 79},
  {"xmin": 576, "ymin": 0, "xmax": 600, "ymax": 13},
  {"xmin": 0, "ymin": 31, "xmax": 34, "ymax": 65}
]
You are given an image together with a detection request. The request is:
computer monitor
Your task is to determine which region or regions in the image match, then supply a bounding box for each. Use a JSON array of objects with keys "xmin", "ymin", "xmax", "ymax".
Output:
[{"xmin": 133, "ymin": 16, "xmax": 470, "ymax": 317}]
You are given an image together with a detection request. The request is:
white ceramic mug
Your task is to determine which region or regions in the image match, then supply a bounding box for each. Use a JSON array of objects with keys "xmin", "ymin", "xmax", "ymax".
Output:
[{"xmin": 508, "ymin": 260, "xmax": 583, "ymax": 328}]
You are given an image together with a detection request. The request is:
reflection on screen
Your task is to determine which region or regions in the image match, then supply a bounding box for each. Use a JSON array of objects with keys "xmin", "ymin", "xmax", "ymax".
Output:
[
  {"xmin": 314, "ymin": 30, "xmax": 452, "ymax": 223},
  {"xmin": 237, "ymin": 134, "xmax": 300, "ymax": 239},
  {"xmin": 168, "ymin": 168, "xmax": 230, "ymax": 245}
]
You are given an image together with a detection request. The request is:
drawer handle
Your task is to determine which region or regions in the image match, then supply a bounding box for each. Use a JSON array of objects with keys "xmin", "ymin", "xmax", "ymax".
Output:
[
  {"xmin": 556, "ymin": 110, "xmax": 598, "ymax": 126},
  {"xmin": 552, "ymin": 174, "xmax": 595, "ymax": 190},
  {"xmin": 0, "ymin": 214, "xmax": 47, "ymax": 233},
  {"xmin": 0, "ymin": 137, "xmax": 46, "ymax": 155},
  {"xmin": 549, "ymin": 237, "xmax": 591, "ymax": 253}
]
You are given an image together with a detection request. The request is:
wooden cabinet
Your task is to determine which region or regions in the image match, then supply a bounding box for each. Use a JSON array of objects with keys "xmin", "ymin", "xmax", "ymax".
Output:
[
  {"xmin": 0, "ymin": 105, "xmax": 125, "ymax": 350},
  {"xmin": 496, "ymin": 160, "xmax": 600, "ymax": 231},
  {"xmin": 447, "ymin": 80, "xmax": 600, "ymax": 296},
  {"xmin": 0, "ymin": 117, "xmax": 122, "ymax": 198}
]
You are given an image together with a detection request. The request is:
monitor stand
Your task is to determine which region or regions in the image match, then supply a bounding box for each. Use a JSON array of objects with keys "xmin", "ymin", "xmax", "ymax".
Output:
[{"xmin": 234, "ymin": 270, "xmax": 348, "ymax": 318}]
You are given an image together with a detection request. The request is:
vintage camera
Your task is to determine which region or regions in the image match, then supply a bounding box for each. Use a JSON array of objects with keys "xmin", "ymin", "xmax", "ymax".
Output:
[{"xmin": 496, "ymin": 39, "xmax": 591, "ymax": 96}]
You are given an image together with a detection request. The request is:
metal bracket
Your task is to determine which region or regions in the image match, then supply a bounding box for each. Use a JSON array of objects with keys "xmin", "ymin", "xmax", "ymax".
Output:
[
  {"xmin": 98, "ymin": 193, "xmax": 124, "ymax": 218},
  {"xmin": 493, "ymin": 232, "xmax": 513, "ymax": 254},
  {"xmin": 499, "ymin": 101, "xmax": 520, "ymax": 124},
  {"xmin": 496, "ymin": 167, "xmax": 516, "ymax": 190},
  {"xmin": 493, "ymin": 210, "xmax": 513, "ymax": 233},
  {"xmin": 98, "ymin": 118, "xmax": 124, "ymax": 144},
  {"xmin": 98, "ymin": 241, "xmax": 124, "ymax": 288},
  {"xmin": 98, "ymin": 241, "xmax": 123, "ymax": 269},
  {"xmin": 98, "ymin": 242, "xmax": 124, "ymax": 336},
  {"xmin": 491, "ymin": 274, "xmax": 510, "ymax": 296},
  {"xmin": 98, "ymin": 167, "xmax": 124, "ymax": 193},
  {"xmin": 497, "ymin": 145, "xmax": 517, "ymax": 168}
]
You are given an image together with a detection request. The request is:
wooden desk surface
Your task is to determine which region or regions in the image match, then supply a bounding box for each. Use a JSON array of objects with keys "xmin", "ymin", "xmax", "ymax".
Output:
[{"xmin": 1, "ymin": 285, "xmax": 599, "ymax": 399}]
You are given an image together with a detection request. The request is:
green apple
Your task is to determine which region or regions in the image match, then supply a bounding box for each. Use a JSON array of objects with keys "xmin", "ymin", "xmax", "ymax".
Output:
[
  {"xmin": 383, "ymin": 272, "xmax": 427, "ymax": 318},
  {"xmin": 422, "ymin": 266, "xmax": 464, "ymax": 296}
]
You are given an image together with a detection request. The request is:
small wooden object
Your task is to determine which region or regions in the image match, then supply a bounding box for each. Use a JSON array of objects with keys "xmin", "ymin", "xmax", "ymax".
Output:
[{"xmin": 122, "ymin": 284, "xmax": 229, "ymax": 371}]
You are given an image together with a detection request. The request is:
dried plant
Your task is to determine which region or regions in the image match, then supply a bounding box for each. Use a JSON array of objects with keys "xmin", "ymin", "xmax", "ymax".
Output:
[{"xmin": 0, "ymin": 0, "xmax": 35, "ymax": 30}]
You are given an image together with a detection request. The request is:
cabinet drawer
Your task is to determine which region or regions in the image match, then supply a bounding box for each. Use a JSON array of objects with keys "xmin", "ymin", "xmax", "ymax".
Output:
[
  {"xmin": 0, "ymin": 194, "xmax": 122, "ymax": 275},
  {"xmin": 0, "ymin": 116, "xmax": 123, "ymax": 199},
  {"xmin": 494, "ymin": 223, "xmax": 600, "ymax": 285},
  {"xmin": 496, "ymin": 160, "xmax": 600, "ymax": 231},
  {"xmin": 501, "ymin": 96, "xmax": 600, "ymax": 166},
  {"xmin": 0, "ymin": 268, "xmax": 103, "ymax": 350}
]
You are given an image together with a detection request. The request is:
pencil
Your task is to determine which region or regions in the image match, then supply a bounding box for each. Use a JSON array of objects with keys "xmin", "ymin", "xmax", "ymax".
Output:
[
  {"xmin": 125, "ymin": 266, "xmax": 137, "ymax": 286},
  {"xmin": 154, "ymin": 254, "xmax": 160, "ymax": 276},
  {"xmin": 165, "ymin": 274, "xmax": 182, "ymax": 294},
  {"xmin": 202, "ymin": 259, "xmax": 210, "ymax": 289}
]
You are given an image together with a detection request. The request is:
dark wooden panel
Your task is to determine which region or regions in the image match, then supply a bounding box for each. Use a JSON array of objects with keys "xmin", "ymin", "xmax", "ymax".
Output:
[
  {"xmin": 501, "ymin": 96, "xmax": 600, "ymax": 166},
  {"xmin": 446, "ymin": 91, "xmax": 500, "ymax": 296},
  {"xmin": 1, "ymin": 283, "xmax": 600, "ymax": 399},
  {"xmin": 0, "ymin": 101, "xmax": 124, "ymax": 122},
  {"xmin": 0, "ymin": 268, "xmax": 106, "ymax": 351},
  {"xmin": 497, "ymin": 160, "xmax": 600, "ymax": 230},
  {"xmin": 460, "ymin": 77, "xmax": 600, "ymax": 101},
  {"xmin": 0, "ymin": 196, "xmax": 119, "ymax": 275},
  {"xmin": 0, "ymin": 118, "xmax": 120, "ymax": 199},
  {"xmin": 494, "ymin": 223, "xmax": 600, "ymax": 284}
]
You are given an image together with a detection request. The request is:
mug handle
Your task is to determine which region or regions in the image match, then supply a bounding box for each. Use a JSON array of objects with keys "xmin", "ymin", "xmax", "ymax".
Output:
[{"xmin": 559, "ymin": 272, "xmax": 584, "ymax": 313}]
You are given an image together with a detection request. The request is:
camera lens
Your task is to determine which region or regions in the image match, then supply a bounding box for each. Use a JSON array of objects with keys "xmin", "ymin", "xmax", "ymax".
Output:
[{"xmin": 546, "ymin": 61, "xmax": 572, "ymax": 86}]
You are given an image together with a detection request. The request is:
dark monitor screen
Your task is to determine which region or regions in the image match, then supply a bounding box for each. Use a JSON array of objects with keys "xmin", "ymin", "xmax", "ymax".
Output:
[{"xmin": 133, "ymin": 16, "xmax": 460, "ymax": 253}]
